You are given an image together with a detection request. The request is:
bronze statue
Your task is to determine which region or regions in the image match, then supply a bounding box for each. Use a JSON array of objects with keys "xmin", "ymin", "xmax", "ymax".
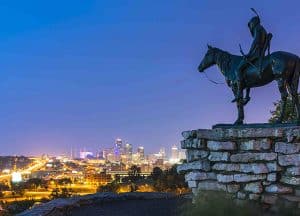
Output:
[
  {"xmin": 234, "ymin": 8, "xmax": 272, "ymax": 103},
  {"xmin": 198, "ymin": 10, "xmax": 300, "ymax": 125}
]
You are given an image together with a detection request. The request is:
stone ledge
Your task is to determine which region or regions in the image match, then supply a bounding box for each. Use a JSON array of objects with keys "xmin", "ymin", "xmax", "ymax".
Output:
[{"xmin": 17, "ymin": 192, "xmax": 178, "ymax": 216}]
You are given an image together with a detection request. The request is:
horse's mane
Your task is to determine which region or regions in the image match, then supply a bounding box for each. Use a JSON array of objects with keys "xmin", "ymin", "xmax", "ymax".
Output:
[{"xmin": 213, "ymin": 48, "xmax": 232, "ymax": 73}]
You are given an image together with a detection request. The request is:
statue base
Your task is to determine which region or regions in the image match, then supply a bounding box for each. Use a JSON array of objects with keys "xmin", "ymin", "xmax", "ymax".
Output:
[
  {"xmin": 178, "ymin": 124, "xmax": 300, "ymax": 208},
  {"xmin": 213, "ymin": 122, "xmax": 300, "ymax": 129}
]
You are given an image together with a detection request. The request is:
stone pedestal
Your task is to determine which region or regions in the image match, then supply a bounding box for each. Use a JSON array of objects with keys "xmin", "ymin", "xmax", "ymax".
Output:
[{"xmin": 177, "ymin": 125, "xmax": 300, "ymax": 206}]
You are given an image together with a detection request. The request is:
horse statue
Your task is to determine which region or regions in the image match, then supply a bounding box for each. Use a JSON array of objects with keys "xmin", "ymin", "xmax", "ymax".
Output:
[{"xmin": 198, "ymin": 45, "xmax": 300, "ymax": 125}]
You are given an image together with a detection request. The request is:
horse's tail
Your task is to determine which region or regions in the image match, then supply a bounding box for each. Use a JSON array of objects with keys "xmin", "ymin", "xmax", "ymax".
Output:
[{"xmin": 292, "ymin": 59, "xmax": 300, "ymax": 92}]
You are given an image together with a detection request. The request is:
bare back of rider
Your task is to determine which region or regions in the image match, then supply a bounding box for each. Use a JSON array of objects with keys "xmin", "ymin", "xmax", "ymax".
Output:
[{"xmin": 232, "ymin": 14, "xmax": 269, "ymax": 103}]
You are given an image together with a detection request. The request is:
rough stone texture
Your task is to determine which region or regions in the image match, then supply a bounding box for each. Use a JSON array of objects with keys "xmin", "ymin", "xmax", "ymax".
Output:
[
  {"xmin": 249, "ymin": 193, "xmax": 260, "ymax": 200},
  {"xmin": 188, "ymin": 180, "xmax": 197, "ymax": 188},
  {"xmin": 240, "ymin": 139, "xmax": 271, "ymax": 151},
  {"xmin": 226, "ymin": 184, "xmax": 240, "ymax": 193},
  {"xmin": 197, "ymin": 181, "xmax": 226, "ymax": 191},
  {"xmin": 179, "ymin": 126, "xmax": 300, "ymax": 208},
  {"xmin": 275, "ymin": 142, "xmax": 300, "ymax": 154},
  {"xmin": 280, "ymin": 176, "xmax": 300, "ymax": 185},
  {"xmin": 17, "ymin": 192, "xmax": 178, "ymax": 216},
  {"xmin": 262, "ymin": 195, "xmax": 278, "ymax": 204},
  {"xmin": 237, "ymin": 192, "xmax": 246, "ymax": 199},
  {"xmin": 233, "ymin": 174, "xmax": 266, "ymax": 182},
  {"xmin": 278, "ymin": 154, "xmax": 300, "ymax": 166},
  {"xmin": 186, "ymin": 150, "xmax": 208, "ymax": 162},
  {"xmin": 267, "ymin": 173, "xmax": 277, "ymax": 182},
  {"xmin": 185, "ymin": 171, "xmax": 216, "ymax": 181},
  {"xmin": 266, "ymin": 162, "xmax": 282, "ymax": 172},
  {"xmin": 230, "ymin": 153, "xmax": 277, "ymax": 162},
  {"xmin": 208, "ymin": 152, "xmax": 230, "ymax": 161},
  {"xmin": 285, "ymin": 166, "xmax": 300, "ymax": 176},
  {"xmin": 265, "ymin": 184, "xmax": 293, "ymax": 194},
  {"xmin": 207, "ymin": 140, "xmax": 236, "ymax": 150},
  {"xmin": 244, "ymin": 182, "xmax": 263, "ymax": 193},
  {"xmin": 177, "ymin": 161, "xmax": 211, "ymax": 173},
  {"xmin": 217, "ymin": 174, "xmax": 234, "ymax": 183},
  {"xmin": 281, "ymin": 195, "xmax": 300, "ymax": 202},
  {"xmin": 212, "ymin": 163, "xmax": 269, "ymax": 174},
  {"xmin": 181, "ymin": 138, "xmax": 206, "ymax": 149}
]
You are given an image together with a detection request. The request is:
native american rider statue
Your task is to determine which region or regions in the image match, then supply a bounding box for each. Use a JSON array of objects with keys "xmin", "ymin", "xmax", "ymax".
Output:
[{"xmin": 233, "ymin": 8, "xmax": 272, "ymax": 103}]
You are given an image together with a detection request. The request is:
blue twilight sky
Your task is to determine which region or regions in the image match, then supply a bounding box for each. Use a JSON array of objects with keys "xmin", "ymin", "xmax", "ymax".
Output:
[{"xmin": 0, "ymin": 0, "xmax": 300, "ymax": 156}]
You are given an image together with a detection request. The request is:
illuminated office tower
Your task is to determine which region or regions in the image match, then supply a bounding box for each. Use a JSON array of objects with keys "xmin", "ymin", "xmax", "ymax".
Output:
[
  {"xmin": 114, "ymin": 138, "xmax": 123, "ymax": 161},
  {"xmin": 125, "ymin": 143, "xmax": 133, "ymax": 157},
  {"xmin": 171, "ymin": 145, "xmax": 179, "ymax": 160},
  {"xmin": 137, "ymin": 146, "xmax": 145, "ymax": 160}
]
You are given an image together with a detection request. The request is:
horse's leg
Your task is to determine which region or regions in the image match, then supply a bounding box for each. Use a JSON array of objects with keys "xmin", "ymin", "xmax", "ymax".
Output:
[
  {"xmin": 276, "ymin": 79, "xmax": 288, "ymax": 123},
  {"xmin": 243, "ymin": 88, "xmax": 251, "ymax": 105},
  {"xmin": 234, "ymin": 91, "xmax": 244, "ymax": 125}
]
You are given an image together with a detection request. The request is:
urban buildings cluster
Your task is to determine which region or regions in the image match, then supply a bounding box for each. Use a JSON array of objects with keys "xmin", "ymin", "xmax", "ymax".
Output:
[{"xmin": 78, "ymin": 138, "xmax": 186, "ymax": 172}]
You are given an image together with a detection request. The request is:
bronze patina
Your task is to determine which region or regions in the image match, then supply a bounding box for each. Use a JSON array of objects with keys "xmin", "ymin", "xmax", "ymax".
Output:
[{"xmin": 198, "ymin": 9, "xmax": 300, "ymax": 125}]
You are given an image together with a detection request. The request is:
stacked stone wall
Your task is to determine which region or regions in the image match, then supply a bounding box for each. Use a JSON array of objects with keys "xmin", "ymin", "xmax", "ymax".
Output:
[{"xmin": 177, "ymin": 126, "xmax": 300, "ymax": 207}]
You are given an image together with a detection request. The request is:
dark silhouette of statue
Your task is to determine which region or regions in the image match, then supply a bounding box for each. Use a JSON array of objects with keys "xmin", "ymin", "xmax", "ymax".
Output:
[
  {"xmin": 198, "ymin": 9, "xmax": 300, "ymax": 125},
  {"xmin": 234, "ymin": 8, "xmax": 272, "ymax": 103}
]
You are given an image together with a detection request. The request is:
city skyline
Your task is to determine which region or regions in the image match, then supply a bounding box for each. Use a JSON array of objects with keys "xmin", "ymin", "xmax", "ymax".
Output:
[{"xmin": 1, "ymin": 1, "xmax": 300, "ymax": 155}]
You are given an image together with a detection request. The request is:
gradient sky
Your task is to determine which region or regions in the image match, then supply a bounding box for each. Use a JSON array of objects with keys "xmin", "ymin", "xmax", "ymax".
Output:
[{"xmin": 1, "ymin": 0, "xmax": 300, "ymax": 156}]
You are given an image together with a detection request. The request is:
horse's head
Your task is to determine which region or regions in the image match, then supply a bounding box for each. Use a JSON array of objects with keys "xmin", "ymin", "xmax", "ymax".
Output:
[{"xmin": 198, "ymin": 44, "xmax": 217, "ymax": 72}]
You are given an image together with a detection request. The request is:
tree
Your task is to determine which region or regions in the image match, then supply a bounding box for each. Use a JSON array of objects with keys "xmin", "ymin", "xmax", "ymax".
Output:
[
  {"xmin": 26, "ymin": 178, "xmax": 45, "ymax": 191},
  {"xmin": 50, "ymin": 187, "xmax": 72, "ymax": 199},
  {"xmin": 128, "ymin": 165, "xmax": 142, "ymax": 182},
  {"xmin": 269, "ymin": 95, "xmax": 300, "ymax": 123},
  {"xmin": 57, "ymin": 178, "xmax": 72, "ymax": 186},
  {"xmin": 150, "ymin": 167, "xmax": 163, "ymax": 181}
]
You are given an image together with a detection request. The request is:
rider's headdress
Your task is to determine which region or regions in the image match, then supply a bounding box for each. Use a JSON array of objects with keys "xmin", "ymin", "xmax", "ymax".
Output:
[{"xmin": 248, "ymin": 8, "xmax": 260, "ymax": 35}]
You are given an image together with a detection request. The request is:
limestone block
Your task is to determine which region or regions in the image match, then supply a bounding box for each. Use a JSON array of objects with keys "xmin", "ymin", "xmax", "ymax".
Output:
[
  {"xmin": 249, "ymin": 193, "xmax": 260, "ymax": 200},
  {"xmin": 267, "ymin": 173, "xmax": 277, "ymax": 182},
  {"xmin": 281, "ymin": 195, "xmax": 300, "ymax": 202},
  {"xmin": 275, "ymin": 142, "xmax": 300, "ymax": 154},
  {"xmin": 186, "ymin": 149, "xmax": 209, "ymax": 162},
  {"xmin": 226, "ymin": 184, "xmax": 240, "ymax": 193},
  {"xmin": 262, "ymin": 195, "xmax": 278, "ymax": 204},
  {"xmin": 188, "ymin": 180, "xmax": 197, "ymax": 188},
  {"xmin": 280, "ymin": 176, "xmax": 300, "ymax": 185},
  {"xmin": 233, "ymin": 174, "xmax": 266, "ymax": 182},
  {"xmin": 266, "ymin": 162, "xmax": 282, "ymax": 172},
  {"xmin": 230, "ymin": 153, "xmax": 277, "ymax": 162},
  {"xmin": 182, "ymin": 130, "xmax": 197, "ymax": 139},
  {"xmin": 278, "ymin": 154, "xmax": 300, "ymax": 166},
  {"xmin": 217, "ymin": 174, "xmax": 234, "ymax": 183},
  {"xmin": 207, "ymin": 140, "xmax": 236, "ymax": 150},
  {"xmin": 213, "ymin": 163, "xmax": 270, "ymax": 174},
  {"xmin": 208, "ymin": 152, "xmax": 230, "ymax": 161},
  {"xmin": 212, "ymin": 163, "xmax": 240, "ymax": 172},
  {"xmin": 185, "ymin": 171, "xmax": 216, "ymax": 181},
  {"xmin": 240, "ymin": 163, "xmax": 269, "ymax": 174},
  {"xmin": 265, "ymin": 184, "xmax": 293, "ymax": 194},
  {"xmin": 286, "ymin": 166, "xmax": 300, "ymax": 176},
  {"xmin": 197, "ymin": 180, "xmax": 226, "ymax": 191},
  {"xmin": 240, "ymin": 139, "xmax": 271, "ymax": 151},
  {"xmin": 237, "ymin": 192, "xmax": 246, "ymax": 199},
  {"xmin": 244, "ymin": 182, "xmax": 263, "ymax": 193},
  {"xmin": 262, "ymin": 181, "xmax": 272, "ymax": 186},
  {"xmin": 177, "ymin": 160, "xmax": 211, "ymax": 173}
]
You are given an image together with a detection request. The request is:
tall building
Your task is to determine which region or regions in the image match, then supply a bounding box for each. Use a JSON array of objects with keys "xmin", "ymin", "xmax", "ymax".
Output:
[
  {"xmin": 79, "ymin": 151, "xmax": 93, "ymax": 159},
  {"xmin": 125, "ymin": 143, "xmax": 133, "ymax": 157},
  {"xmin": 159, "ymin": 148, "xmax": 166, "ymax": 160},
  {"xmin": 137, "ymin": 146, "xmax": 145, "ymax": 160},
  {"xmin": 171, "ymin": 145, "xmax": 179, "ymax": 160},
  {"xmin": 114, "ymin": 138, "xmax": 123, "ymax": 161}
]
